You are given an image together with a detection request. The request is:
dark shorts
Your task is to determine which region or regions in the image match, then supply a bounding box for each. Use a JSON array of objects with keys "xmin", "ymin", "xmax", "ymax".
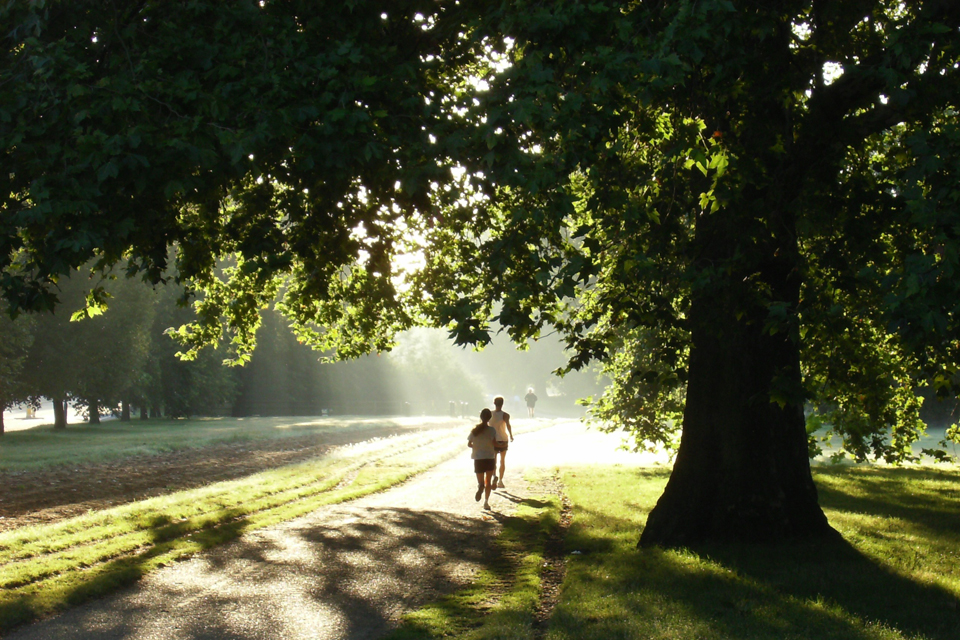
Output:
[
  {"xmin": 494, "ymin": 441, "xmax": 509, "ymax": 452},
  {"xmin": 474, "ymin": 458, "xmax": 496, "ymax": 473}
]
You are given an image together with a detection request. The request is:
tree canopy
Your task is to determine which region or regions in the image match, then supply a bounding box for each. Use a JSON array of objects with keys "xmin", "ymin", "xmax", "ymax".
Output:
[{"xmin": 4, "ymin": 0, "xmax": 960, "ymax": 545}]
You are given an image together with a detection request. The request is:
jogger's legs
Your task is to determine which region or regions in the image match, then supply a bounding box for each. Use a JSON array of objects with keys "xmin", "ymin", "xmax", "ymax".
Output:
[{"xmin": 497, "ymin": 451, "xmax": 507, "ymax": 485}]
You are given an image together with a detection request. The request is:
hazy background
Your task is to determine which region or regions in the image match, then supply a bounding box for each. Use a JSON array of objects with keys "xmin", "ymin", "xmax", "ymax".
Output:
[{"xmin": 231, "ymin": 310, "xmax": 605, "ymax": 419}]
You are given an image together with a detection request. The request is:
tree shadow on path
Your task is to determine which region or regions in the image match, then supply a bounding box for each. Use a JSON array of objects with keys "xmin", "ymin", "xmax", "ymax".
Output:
[{"xmin": 7, "ymin": 506, "xmax": 505, "ymax": 640}]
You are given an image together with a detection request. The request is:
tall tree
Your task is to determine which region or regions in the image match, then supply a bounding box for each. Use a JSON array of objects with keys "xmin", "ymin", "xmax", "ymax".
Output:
[
  {"xmin": 442, "ymin": 1, "xmax": 960, "ymax": 545},
  {"xmin": 20, "ymin": 273, "xmax": 86, "ymax": 429},
  {"xmin": 70, "ymin": 269, "xmax": 155, "ymax": 423},
  {"xmin": 110, "ymin": 268, "xmax": 239, "ymax": 419},
  {"xmin": 3, "ymin": 1, "xmax": 960, "ymax": 545},
  {"xmin": 0, "ymin": 311, "xmax": 33, "ymax": 435}
]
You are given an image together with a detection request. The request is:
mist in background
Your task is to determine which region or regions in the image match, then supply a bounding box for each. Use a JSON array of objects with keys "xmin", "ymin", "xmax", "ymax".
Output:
[{"xmin": 232, "ymin": 310, "xmax": 606, "ymax": 419}]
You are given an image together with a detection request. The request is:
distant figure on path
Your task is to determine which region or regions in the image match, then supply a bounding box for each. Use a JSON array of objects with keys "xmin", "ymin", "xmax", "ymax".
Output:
[
  {"xmin": 468, "ymin": 408, "xmax": 497, "ymax": 510},
  {"xmin": 524, "ymin": 388, "xmax": 538, "ymax": 418},
  {"xmin": 490, "ymin": 396, "xmax": 513, "ymax": 489}
]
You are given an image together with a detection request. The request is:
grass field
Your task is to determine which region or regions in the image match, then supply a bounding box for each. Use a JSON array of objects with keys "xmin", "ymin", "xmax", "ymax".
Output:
[
  {"xmin": 392, "ymin": 463, "xmax": 960, "ymax": 640},
  {"xmin": 7, "ymin": 415, "xmax": 960, "ymax": 639},
  {"xmin": 0, "ymin": 426, "xmax": 470, "ymax": 632},
  {"xmin": 0, "ymin": 415, "xmax": 459, "ymax": 471}
]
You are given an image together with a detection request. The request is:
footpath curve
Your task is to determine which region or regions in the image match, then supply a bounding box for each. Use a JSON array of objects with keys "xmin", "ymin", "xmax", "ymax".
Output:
[{"xmin": 7, "ymin": 419, "xmax": 660, "ymax": 640}]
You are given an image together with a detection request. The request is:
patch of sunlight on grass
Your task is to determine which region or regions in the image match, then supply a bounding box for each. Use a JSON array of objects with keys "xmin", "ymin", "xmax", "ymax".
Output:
[
  {"xmin": 0, "ymin": 427, "xmax": 470, "ymax": 633},
  {"xmin": 0, "ymin": 415, "xmax": 559, "ymax": 472},
  {"xmin": 542, "ymin": 465, "xmax": 960, "ymax": 640}
]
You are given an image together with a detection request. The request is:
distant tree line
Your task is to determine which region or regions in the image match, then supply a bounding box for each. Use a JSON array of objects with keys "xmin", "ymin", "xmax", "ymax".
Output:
[
  {"xmin": 0, "ymin": 269, "xmax": 486, "ymax": 435},
  {"xmin": 0, "ymin": 267, "xmax": 237, "ymax": 433}
]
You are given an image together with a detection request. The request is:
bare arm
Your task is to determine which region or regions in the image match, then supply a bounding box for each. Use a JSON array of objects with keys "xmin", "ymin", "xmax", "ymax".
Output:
[{"xmin": 505, "ymin": 413, "xmax": 513, "ymax": 440}]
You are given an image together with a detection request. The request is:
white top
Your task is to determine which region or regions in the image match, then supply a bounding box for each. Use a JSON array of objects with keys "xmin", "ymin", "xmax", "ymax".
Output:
[
  {"xmin": 490, "ymin": 410, "xmax": 509, "ymax": 442},
  {"xmin": 468, "ymin": 426, "xmax": 497, "ymax": 459}
]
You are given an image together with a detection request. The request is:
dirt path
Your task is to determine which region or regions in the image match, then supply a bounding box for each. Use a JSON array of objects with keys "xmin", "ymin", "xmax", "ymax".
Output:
[{"xmin": 6, "ymin": 420, "xmax": 660, "ymax": 640}]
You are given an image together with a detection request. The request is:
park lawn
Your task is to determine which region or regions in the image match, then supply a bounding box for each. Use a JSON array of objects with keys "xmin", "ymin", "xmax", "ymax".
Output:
[
  {"xmin": 0, "ymin": 415, "xmax": 463, "ymax": 471},
  {"xmin": 390, "ymin": 463, "xmax": 960, "ymax": 640},
  {"xmin": 0, "ymin": 427, "xmax": 468, "ymax": 632},
  {"xmin": 545, "ymin": 464, "xmax": 960, "ymax": 640}
]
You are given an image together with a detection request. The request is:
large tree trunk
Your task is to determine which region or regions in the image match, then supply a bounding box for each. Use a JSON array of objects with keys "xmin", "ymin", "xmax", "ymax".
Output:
[
  {"xmin": 88, "ymin": 399, "xmax": 100, "ymax": 424},
  {"xmin": 0, "ymin": 410, "xmax": 4, "ymax": 436},
  {"xmin": 53, "ymin": 395, "xmax": 67, "ymax": 430},
  {"xmin": 640, "ymin": 201, "xmax": 838, "ymax": 547},
  {"xmin": 121, "ymin": 400, "xmax": 130, "ymax": 422}
]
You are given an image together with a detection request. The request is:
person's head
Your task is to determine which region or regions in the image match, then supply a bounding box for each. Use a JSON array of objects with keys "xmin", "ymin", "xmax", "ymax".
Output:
[
  {"xmin": 528, "ymin": 388, "xmax": 534, "ymax": 394},
  {"xmin": 494, "ymin": 396, "xmax": 504, "ymax": 409},
  {"xmin": 473, "ymin": 408, "xmax": 492, "ymax": 435}
]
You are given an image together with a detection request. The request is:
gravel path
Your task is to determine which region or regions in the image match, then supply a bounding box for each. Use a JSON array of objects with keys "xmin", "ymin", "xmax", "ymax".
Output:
[{"xmin": 7, "ymin": 419, "xmax": 664, "ymax": 640}]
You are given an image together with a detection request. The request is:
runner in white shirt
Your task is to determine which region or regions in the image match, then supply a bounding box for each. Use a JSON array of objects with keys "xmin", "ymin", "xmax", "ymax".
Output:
[
  {"xmin": 468, "ymin": 408, "xmax": 497, "ymax": 510},
  {"xmin": 489, "ymin": 396, "xmax": 514, "ymax": 489}
]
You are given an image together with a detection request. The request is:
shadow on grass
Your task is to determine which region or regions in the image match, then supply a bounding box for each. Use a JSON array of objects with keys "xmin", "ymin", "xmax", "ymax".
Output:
[
  {"xmin": 691, "ymin": 538, "xmax": 960, "ymax": 640},
  {"xmin": 551, "ymin": 466, "xmax": 960, "ymax": 639},
  {"xmin": 553, "ymin": 540, "xmax": 960, "ymax": 639},
  {"xmin": 0, "ymin": 508, "xmax": 251, "ymax": 637},
  {"xmin": 815, "ymin": 465, "xmax": 960, "ymax": 537}
]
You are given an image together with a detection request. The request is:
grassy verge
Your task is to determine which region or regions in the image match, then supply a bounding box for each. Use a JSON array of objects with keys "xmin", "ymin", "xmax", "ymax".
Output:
[
  {"xmin": 0, "ymin": 428, "xmax": 467, "ymax": 632},
  {"xmin": 0, "ymin": 415, "xmax": 465, "ymax": 471},
  {"xmin": 543, "ymin": 464, "xmax": 960, "ymax": 640},
  {"xmin": 385, "ymin": 470, "xmax": 561, "ymax": 640}
]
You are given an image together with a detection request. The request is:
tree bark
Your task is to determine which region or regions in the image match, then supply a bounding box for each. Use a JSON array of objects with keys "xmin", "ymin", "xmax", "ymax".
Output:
[
  {"xmin": 0, "ymin": 410, "xmax": 4, "ymax": 436},
  {"xmin": 53, "ymin": 395, "xmax": 67, "ymax": 430},
  {"xmin": 88, "ymin": 399, "xmax": 100, "ymax": 424},
  {"xmin": 140, "ymin": 404, "xmax": 149, "ymax": 420},
  {"xmin": 639, "ymin": 203, "xmax": 838, "ymax": 547},
  {"xmin": 121, "ymin": 400, "xmax": 130, "ymax": 422}
]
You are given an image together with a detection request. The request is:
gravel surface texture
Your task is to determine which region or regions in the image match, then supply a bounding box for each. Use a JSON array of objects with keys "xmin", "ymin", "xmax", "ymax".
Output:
[{"xmin": 7, "ymin": 419, "xmax": 662, "ymax": 640}]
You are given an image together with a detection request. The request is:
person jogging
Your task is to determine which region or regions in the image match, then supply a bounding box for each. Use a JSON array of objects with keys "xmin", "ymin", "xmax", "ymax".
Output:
[
  {"xmin": 489, "ymin": 396, "xmax": 513, "ymax": 490},
  {"xmin": 467, "ymin": 408, "xmax": 497, "ymax": 510},
  {"xmin": 524, "ymin": 388, "xmax": 538, "ymax": 417}
]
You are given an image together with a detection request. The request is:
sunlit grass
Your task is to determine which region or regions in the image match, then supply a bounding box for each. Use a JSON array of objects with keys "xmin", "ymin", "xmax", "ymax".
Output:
[
  {"xmin": 15, "ymin": 421, "xmax": 954, "ymax": 639},
  {"xmin": 541, "ymin": 464, "xmax": 960, "ymax": 640},
  {"xmin": 386, "ymin": 469, "xmax": 560, "ymax": 640},
  {"xmin": 383, "ymin": 464, "xmax": 960, "ymax": 640},
  {"xmin": 0, "ymin": 415, "xmax": 463, "ymax": 471},
  {"xmin": 0, "ymin": 428, "xmax": 466, "ymax": 632}
]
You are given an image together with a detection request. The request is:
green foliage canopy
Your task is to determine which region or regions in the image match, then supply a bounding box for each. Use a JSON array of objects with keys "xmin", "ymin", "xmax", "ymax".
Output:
[{"xmin": 4, "ymin": 1, "xmax": 960, "ymax": 465}]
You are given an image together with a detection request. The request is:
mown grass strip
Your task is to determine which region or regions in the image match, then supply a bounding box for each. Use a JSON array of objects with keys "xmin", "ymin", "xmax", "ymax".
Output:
[
  {"xmin": 0, "ymin": 429, "xmax": 466, "ymax": 632},
  {"xmin": 1, "ymin": 435, "xmax": 456, "ymax": 585},
  {"xmin": 0, "ymin": 461, "xmax": 355, "ymax": 567},
  {"xmin": 385, "ymin": 470, "xmax": 561, "ymax": 640},
  {"xmin": 0, "ymin": 415, "xmax": 462, "ymax": 471},
  {"xmin": 0, "ymin": 427, "xmax": 459, "ymax": 565}
]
